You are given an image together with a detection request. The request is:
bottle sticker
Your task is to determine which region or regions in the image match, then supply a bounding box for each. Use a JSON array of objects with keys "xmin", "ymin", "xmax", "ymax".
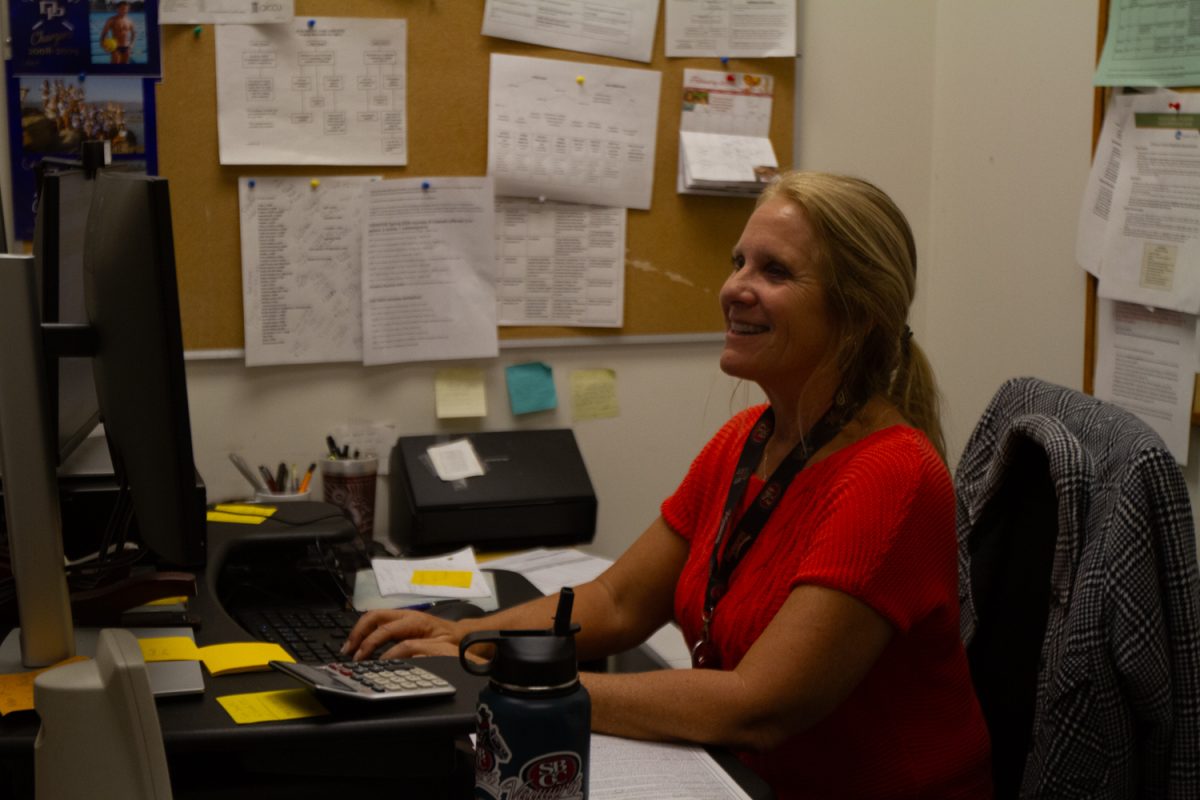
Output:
[{"xmin": 475, "ymin": 704, "xmax": 584, "ymax": 800}]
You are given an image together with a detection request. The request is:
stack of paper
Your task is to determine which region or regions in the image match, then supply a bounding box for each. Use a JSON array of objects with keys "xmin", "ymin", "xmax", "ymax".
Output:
[{"xmin": 679, "ymin": 131, "xmax": 778, "ymax": 197}]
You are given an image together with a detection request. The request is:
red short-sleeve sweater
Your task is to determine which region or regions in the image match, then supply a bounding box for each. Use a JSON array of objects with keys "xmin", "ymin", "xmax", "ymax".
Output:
[{"xmin": 662, "ymin": 406, "xmax": 992, "ymax": 799}]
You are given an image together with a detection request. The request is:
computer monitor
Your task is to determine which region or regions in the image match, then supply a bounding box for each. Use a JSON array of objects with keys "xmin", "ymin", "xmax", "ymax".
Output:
[
  {"xmin": 0, "ymin": 172, "xmax": 206, "ymax": 667},
  {"xmin": 32, "ymin": 168, "xmax": 102, "ymax": 464},
  {"xmin": 83, "ymin": 172, "xmax": 205, "ymax": 569}
]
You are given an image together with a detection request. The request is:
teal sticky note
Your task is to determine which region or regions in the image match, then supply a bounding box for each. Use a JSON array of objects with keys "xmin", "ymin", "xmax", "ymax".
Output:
[{"xmin": 506, "ymin": 362, "xmax": 557, "ymax": 415}]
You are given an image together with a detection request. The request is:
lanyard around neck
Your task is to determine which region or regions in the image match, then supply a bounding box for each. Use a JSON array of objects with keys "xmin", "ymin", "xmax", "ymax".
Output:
[{"xmin": 698, "ymin": 403, "xmax": 851, "ymax": 649}]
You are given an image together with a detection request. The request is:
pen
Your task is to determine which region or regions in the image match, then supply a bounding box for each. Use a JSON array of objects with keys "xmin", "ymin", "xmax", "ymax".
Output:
[
  {"xmin": 276, "ymin": 462, "xmax": 288, "ymax": 493},
  {"xmin": 326, "ymin": 435, "xmax": 341, "ymax": 459},
  {"xmin": 228, "ymin": 453, "xmax": 265, "ymax": 493},
  {"xmin": 298, "ymin": 462, "xmax": 316, "ymax": 494},
  {"xmin": 290, "ymin": 463, "xmax": 298, "ymax": 492},
  {"xmin": 258, "ymin": 465, "xmax": 278, "ymax": 493}
]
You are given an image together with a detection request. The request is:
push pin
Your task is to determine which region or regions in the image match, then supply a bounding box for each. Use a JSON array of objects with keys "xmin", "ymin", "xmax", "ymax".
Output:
[
  {"xmin": 576, "ymin": 75, "xmax": 585, "ymax": 86},
  {"xmin": 421, "ymin": 181, "xmax": 431, "ymax": 190},
  {"xmin": 310, "ymin": 178, "xmax": 320, "ymax": 189},
  {"xmin": 193, "ymin": 25, "xmax": 203, "ymax": 38},
  {"xmin": 307, "ymin": 19, "xmax": 316, "ymax": 29},
  {"xmin": 726, "ymin": 73, "xmax": 736, "ymax": 83},
  {"xmin": 720, "ymin": 57, "xmax": 729, "ymax": 66},
  {"xmin": 248, "ymin": 179, "xmax": 256, "ymax": 188},
  {"xmin": 1169, "ymin": 102, "xmax": 1182, "ymax": 112}
]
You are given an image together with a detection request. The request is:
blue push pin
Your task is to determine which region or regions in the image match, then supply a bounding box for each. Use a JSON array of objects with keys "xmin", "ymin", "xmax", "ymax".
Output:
[
  {"xmin": 421, "ymin": 181, "xmax": 430, "ymax": 190},
  {"xmin": 720, "ymin": 57, "xmax": 729, "ymax": 66},
  {"xmin": 248, "ymin": 179, "xmax": 256, "ymax": 189},
  {"xmin": 307, "ymin": 19, "xmax": 316, "ymax": 28}
]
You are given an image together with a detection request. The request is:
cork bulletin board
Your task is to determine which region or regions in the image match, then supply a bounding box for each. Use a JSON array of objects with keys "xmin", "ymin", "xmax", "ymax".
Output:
[{"xmin": 154, "ymin": 1, "xmax": 795, "ymax": 351}]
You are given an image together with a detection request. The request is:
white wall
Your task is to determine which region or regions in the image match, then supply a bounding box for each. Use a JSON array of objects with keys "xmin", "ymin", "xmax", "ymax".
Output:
[{"xmin": 181, "ymin": 0, "xmax": 1104, "ymax": 560}]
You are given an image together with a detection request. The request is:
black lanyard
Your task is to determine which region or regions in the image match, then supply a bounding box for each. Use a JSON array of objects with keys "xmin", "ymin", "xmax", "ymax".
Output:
[{"xmin": 691, "ymin": 402, "xmax": 851, "ymax": 669}]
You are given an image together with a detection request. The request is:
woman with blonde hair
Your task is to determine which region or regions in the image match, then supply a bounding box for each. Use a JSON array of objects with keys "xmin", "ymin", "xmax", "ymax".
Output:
[{"xmin": 345, "ymin": 171, "xmax": 993, "ymax": 798}]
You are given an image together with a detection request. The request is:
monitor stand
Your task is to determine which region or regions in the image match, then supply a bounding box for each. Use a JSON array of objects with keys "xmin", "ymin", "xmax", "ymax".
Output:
[{"xmin": 0, "ymin": 627, "xmax": 205, "ymax": 697}]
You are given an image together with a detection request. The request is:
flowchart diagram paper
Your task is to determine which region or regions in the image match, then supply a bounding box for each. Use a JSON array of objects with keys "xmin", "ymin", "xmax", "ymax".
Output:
[
  {"xmin": 488, "ymin": 53, "xmax": 661, "ymax": 210},
  {"xmin": 216, "ymin": 17, "xmax": 407, "ymax": 165}
]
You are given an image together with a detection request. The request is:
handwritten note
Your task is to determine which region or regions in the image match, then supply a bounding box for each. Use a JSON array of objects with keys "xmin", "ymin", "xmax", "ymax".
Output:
[
  {"xmin": 570, "ymin": 369, "xmax": 619, "ymax": 421},
  {"xmin": 0, "ymin": 656, "xmax": 89, "ymax": 716},
  {"xmin": 217, "ymin": 689, "xmax": 328, "ymax": 725}
]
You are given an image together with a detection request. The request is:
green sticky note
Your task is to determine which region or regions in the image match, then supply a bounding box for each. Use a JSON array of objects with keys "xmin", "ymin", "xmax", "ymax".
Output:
[{"xmin": 506, "ymin": 362, "xmax": 557, "ymax": 415}]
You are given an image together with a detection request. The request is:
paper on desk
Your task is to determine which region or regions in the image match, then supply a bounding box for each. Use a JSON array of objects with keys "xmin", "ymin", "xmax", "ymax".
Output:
[
  {"xmin": 0, "ymin": 656, "xmax": 88, "ymax": 716},
  {"xmin": 482, "ymin": 0, "xmax": 660, "ymax": 63},
  {"xmin": 426, "ymin": 439, "xmax": 486, "ymax": 481},
  {"xmin": 591, "ymin": 734, "xmax": 754, "ymax": 798},
  {"xmin": 484, "ymin": 547, "xmax": 613, "ymax": 596},
  {"xmin": 217, "ymin": 689, "xmax": 328, "ymax": 725},
  {"xmin": 372, "ymin": 548, "xmax": 492, "ymax": 599}
]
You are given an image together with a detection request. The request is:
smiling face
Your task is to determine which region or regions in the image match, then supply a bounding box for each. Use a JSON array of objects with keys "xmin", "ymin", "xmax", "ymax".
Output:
[{"xmin": 719, "ymin": 197, "xmax": 841, "ymax": 408}]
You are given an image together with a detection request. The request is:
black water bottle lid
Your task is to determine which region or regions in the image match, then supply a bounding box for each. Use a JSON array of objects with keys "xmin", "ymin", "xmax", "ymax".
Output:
[{"xmin": 491, "ymin": 633, "xmax": 579, "ymax": 689}]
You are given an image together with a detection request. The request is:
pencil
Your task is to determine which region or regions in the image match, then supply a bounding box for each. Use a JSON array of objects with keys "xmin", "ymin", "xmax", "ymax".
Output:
[{"xmin": 298, "ymin": 462, "xmax": 316, "ymax": 494}]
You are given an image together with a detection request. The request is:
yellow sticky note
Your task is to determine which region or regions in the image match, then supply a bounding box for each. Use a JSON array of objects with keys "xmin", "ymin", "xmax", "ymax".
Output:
[
  {"xmin": 435, "ymin": 368, "xmax": 487, "ymax": 419},
  {"xmin": 0, "ymin": 656, "xmax": 89, "ymax": 716},
  {"xmin": 199, "ymin": 642, "xmax": 294, "ymax": 676},
  {"xmin": 138, "ymin": 637, "xmax": 201, "ymax": 663},
  {"xmin": 216, "ymin": 688, "xmax": 328, "ymax": 724},
  {"xmin": 214, "ymin": 503, "xmax": 277, "ymax": 518},
  {"xmin": 206, "ymin": 511, "xmax": 267, "ymax": 525},
  {"xmin": 570, "ymin": 368, "xmax": 619, "ymax": 421},
  {"xmin": 412, "ymin": 569, "xmax": 473, "ymax": 588},
  {"xmin": 146, "ymin": 596, "xmax": 189, "ymax": 607}
]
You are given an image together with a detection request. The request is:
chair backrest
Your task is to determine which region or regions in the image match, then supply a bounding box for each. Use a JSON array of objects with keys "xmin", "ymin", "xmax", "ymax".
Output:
[{"xmin": 961, "ymin": 435, "xmax": 1058, "ymax": 799}]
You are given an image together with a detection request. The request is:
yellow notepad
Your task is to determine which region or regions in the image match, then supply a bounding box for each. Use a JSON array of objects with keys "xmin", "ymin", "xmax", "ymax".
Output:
[{"xmin": 0, "ymin": 656, "xmax": 90, "ymax": 716}]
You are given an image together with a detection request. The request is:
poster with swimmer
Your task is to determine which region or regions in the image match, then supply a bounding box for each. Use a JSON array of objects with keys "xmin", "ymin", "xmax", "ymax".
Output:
[{"xmin": 10, "ymin": 0, "xmax": 161, "ymax": 77}]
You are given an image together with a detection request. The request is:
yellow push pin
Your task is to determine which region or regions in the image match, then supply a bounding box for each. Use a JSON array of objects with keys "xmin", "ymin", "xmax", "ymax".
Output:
[
  {"xmin": 576, "ymin": 75, "xmax": 585, "ymax": 86},
  {"xmin": 310, "ymin": 178, "xmax": 320, "ymax": 189}
]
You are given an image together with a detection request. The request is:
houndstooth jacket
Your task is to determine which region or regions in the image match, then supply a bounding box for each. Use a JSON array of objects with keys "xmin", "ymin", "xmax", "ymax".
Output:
[{"xmin": 956, "ymin": 377, "xmax": 1200, "ymax": 799}]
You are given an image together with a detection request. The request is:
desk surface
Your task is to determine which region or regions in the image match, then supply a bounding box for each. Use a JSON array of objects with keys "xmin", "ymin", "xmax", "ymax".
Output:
[{"xmin": 0, "ymin": 509, "xmax": 771, "ymax": 799}]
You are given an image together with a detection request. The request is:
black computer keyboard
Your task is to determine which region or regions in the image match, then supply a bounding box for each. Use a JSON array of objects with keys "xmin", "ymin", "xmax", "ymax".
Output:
[{"xmin": 235, "ymin": 607, "xmax": 363, "ymax": 663}]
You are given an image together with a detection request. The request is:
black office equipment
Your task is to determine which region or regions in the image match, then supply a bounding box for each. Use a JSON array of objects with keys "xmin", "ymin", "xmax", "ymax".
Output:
[{"xmin": 388, "ymin": 429, "xmax": 597, "ymax": 555}]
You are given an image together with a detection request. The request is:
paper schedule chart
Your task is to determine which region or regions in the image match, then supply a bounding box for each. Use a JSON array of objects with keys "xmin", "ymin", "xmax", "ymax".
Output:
[{"xmin": 488, "ymin": 54, "xmax": 662, "ymax": 210}]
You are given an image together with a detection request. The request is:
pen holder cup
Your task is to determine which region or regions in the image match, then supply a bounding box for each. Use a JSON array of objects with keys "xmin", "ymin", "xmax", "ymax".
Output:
[
  {"xmin": 254, "ymin": 490, "xmax": 312, "ymax": 503},
  {"xmin": 320, "ymin": 456, "xmax": 378, "ymax": 545}
]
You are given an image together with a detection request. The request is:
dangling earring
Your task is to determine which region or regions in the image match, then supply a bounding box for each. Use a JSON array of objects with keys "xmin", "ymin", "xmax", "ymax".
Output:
[{"xmin": 835, "ymin": 389, "xmax": 846, "ymax": 407}]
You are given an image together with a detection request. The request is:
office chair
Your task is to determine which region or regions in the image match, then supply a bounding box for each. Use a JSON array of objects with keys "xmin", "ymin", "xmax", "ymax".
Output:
[{"xmin": 955, "ymin": 377, "xmax": 1200, "ymax": 799}]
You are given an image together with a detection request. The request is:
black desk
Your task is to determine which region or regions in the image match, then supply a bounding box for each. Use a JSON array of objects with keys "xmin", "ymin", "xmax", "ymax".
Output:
[{"xmin": 0, "ymin": 506, "xmax": 771, "ymax": 799}]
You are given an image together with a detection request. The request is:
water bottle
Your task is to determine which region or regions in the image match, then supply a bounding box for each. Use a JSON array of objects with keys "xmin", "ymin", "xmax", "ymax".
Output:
[{"xmin": 460, "ymin": 587, "xmax": 590, "ymax": 800}]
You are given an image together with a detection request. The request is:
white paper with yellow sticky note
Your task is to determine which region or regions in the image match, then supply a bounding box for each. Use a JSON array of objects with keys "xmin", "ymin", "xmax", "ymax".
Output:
[{"xmin": 371, "ymin": 546, "xmax": 492, "ymax": 599}]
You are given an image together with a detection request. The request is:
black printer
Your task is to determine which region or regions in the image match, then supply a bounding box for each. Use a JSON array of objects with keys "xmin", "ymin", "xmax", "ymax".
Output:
[{"xmin": 388, "ymin": 429, "xmax": 596, "ymax": 556}]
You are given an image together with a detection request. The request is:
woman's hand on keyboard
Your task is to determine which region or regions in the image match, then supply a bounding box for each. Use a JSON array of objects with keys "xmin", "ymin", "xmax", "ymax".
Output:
[{"xmin": 342, "ymin": 609, "xmax": 466, "ymax": 662}]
